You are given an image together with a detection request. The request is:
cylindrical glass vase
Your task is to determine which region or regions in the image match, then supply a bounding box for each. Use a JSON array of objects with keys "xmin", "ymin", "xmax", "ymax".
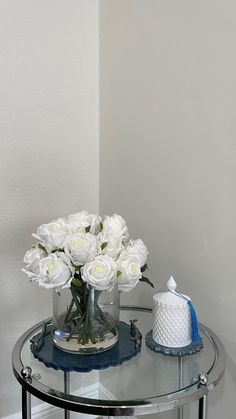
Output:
[{"xmin": 53, "ymin": 284, "xmax": 120, "ymax": 354}]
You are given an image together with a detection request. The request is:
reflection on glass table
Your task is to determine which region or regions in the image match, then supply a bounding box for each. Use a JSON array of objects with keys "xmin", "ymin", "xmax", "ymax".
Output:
[{"xmin": 12, "ymin": 306, "xmax": 226, "ymax": 419}]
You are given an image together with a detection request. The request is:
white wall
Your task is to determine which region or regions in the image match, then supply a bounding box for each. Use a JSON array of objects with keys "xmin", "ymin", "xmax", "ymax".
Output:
[
  {"xmin": 0, "ymin": 0, "xmax": 98, "ymax": 417},
  {"xmin": 100, "ymin": 1, "xmax": 236, "ymax": 418}
]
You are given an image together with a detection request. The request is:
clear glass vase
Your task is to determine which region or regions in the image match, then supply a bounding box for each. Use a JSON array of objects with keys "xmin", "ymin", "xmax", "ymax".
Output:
[{"xmin": 53, "ymin": 284, "xmax": 120, "ymax": 354}]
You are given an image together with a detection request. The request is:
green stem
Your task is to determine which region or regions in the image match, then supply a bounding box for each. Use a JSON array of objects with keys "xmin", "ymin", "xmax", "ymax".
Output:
[
  {"xmin": 64, "ymin": 297, "xmax": 74, "ymax": 323},
  {"xmin": 66, "ymin": 314, "xmax": 85, "ymax": 342},
  {"xmin": 65, "ymin": 285, "xmax": 117, "ymax": 344},
  {"xmin": 81, "ymin": 289, "xmax": 91, "ymax": 344},
  {"xmin": 65, "ymin": 308, "xmax": 80, "ymax": 324},
  {"xmin": 70, "ymin": 286, "xmax": 83, "ymax": 317}
]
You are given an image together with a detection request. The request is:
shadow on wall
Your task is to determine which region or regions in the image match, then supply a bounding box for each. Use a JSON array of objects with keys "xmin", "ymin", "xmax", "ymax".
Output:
[{"xmin": 1, "ymin": 140, "xmax": 97, "ymax": 257}]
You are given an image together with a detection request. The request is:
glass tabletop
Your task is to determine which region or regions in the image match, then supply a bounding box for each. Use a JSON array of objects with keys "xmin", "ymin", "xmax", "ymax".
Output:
[{"xmin": 13, "ymin": 306, "xmax": 225, "ymax": 415}]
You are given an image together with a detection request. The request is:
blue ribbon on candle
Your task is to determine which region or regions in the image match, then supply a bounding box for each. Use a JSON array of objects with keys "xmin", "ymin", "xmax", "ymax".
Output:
[{"xmin": 170, "ymin": 290, "xmax": 201, "ymax": 345}]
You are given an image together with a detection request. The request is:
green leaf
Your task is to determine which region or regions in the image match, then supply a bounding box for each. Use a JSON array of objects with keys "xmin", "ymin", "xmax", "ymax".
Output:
[
  {"xmin": 141, "ymin": 263, "xmax": 148, "ymax": 273},
  {"xmin": 51, "ymin": 248, "xmax": 64, "ymax": 253},
  {"xmin": 38, "ymin": 243, "xmax": 47, "ymax": 252},
  {"xmin": 85, "ymin": 225, "xmax": 91, "ymax": 233},
  {"xmin": 139, "ymin": 276, "xmax": 154, "ymax": 288},
  {"xmin": 72, "ymin": 278, "xmax": 82, "ymax": 287},
  {"xmin": 101, "ymin": 241, "xmax": 108, "ymax": 250},
  {"xmin": 100, "ymin": 222, "xmax": 103, "ymax": 232},
  {"xmin": 117, "ymin": 270, "xmax": 122, "ymax": 277}
]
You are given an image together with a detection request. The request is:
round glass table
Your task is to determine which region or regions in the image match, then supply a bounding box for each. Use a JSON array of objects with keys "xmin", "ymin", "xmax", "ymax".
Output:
[{"xmin": 12, "ymin": 306, "xmax": 226, "ymax": 419}]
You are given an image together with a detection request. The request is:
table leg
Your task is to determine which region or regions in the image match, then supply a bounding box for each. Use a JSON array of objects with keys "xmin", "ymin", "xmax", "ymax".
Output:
[
  {"xmin": 177, "ymin": 406, "xmax": 183, "ymax": 419},
  {"xmin": 198, "ymin": 395, "xmax": 207, "ymax": 419},
  {"xmin": 22, "ymin": 387, "xmax": 31, "ymax": 419},
  {"xmin": 177, "ymin": 357, "xmax": 183, "ymax": 419},
  {"xmin": 64, "ymin": 371, "xmax": 70, "ymax": 419}
]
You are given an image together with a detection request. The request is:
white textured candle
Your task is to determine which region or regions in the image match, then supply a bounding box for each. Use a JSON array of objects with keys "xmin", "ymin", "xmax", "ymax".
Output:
[{"xmin": 152, "ymin": 279, "xmax": 191, "ymax": 348}]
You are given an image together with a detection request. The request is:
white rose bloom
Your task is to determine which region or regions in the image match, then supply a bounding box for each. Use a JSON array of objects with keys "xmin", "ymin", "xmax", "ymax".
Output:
[
  {"xmin": 22, "ymin": 269, "xmax": 38, "ymax": 280},
  {"xmin": 64, "ymin": 232, "xmax": 97, "ymax": 265},
  {"xmin": 32, "ymin": 218, "xmax": 71, "ymax": 252},
  {"xmin": 122, "ymin": 239, "xmax": 148, "ymax": 268},
  {"xmin": 103, "ymin": 214, "xmax": 129, "ymax": 242},
  {"xmin": 37, "ymin": 253, "xmax": 74, "ymax": 291},
  {"xmin": 68, "ymin": 211, "xmax": 101, "ymax": 235},
  {"xmin": 98, "ymin": 226, "xmax": 123, "ymax": 259},
  {"xmin": 117, "ymin": 255, "xmax": 142, "ymax": 292},
  {"xmin": 81, "ymin": 255, "xmax": 117, "ymax": 290},
  {"xmin": 23, "ymin": 245, "xmax": 47, "ymax": 274}
]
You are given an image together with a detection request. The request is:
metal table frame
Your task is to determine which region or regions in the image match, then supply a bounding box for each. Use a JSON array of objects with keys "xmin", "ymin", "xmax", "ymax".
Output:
[{"xmin": 12, "ymin": 306, "xmax": 226, "ymax": 419}]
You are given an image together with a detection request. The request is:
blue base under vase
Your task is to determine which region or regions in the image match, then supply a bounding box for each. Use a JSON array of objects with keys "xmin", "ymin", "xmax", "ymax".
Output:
[{"xmin": 30, "ymin": 321, "xmax": 142, "ymax": 372}]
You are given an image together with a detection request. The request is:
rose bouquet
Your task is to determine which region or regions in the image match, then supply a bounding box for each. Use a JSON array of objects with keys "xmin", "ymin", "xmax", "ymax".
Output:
[{"xmin": 22, "ymin": 211, "xmax": 153, "ymax": 353}]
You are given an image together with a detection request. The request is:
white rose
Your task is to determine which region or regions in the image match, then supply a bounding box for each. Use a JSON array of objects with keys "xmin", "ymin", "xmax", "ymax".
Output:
[
  {"xmin": 81, "ymin": 255, "xmax": 117, "ymax": 290},
  {"xmin": 122, "ymin": 239, "xmax": 148, "ymax": 268},
  {"xmin": 68, "ymin": 211, "xmax": 101, "ymax": 235},
  {"xmin": 98, "ymin": 226, "xmax": 123, "ymax": 259},
  {"xmin": 64, "ymin": 232, "xmax": 97, "ymax": 265},
  {"xmin": 33, "ymin": 218, "xmax": 71, "ymax": 252},
  {"xmin": 23, "ymin": 244, "xmax": 47, "ymax": 273},
  {"xmin": 103, "ymin": 214, "xmax": 129, "ymax": 242},
  {"xmin": 37, "ymin": 253, "xmax": 74, "ymax": 291},
  {"xmin": 117, "ymin": 255, "xmax": 142, "ymax": 292}
]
